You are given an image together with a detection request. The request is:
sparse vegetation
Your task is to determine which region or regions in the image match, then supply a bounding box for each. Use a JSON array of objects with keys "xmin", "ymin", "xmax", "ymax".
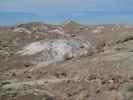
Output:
[
  {"xmin": 127, "ymin": 85, "xmax": 133, "ymax": 92},
  {"xmin": 1, "ymin": 22, "xmax": 133, "ymax": 100}
]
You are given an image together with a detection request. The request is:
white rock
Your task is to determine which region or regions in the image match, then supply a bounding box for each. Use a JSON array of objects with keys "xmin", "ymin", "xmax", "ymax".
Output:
[
  {"xmin": 17, "ymin": 38, "xmax": 91, "ymax": 65},
  {"xmin": 96, "ymin": 26, "xmax": 105, "ymax": 29},
  {"xmin": 48, "ymin": 27, "xmax": 64, "ymax": 35},
  {"xmin": 92, "ymin": 26, "xmax": 104, "ymax": 33},
  {"xmin": 13, "ymin": 27, "xmax": 31, "ymax": 34}
]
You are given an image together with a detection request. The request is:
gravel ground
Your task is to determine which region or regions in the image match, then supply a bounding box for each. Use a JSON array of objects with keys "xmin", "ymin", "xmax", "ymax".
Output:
[{"xmin": 1, "ymin": 22, "xmax": 133, "ymax": 100}]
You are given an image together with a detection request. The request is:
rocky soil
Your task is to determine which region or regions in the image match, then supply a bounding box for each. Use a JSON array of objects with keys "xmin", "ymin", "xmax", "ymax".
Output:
[{"xmin": 1, "ymin": 21, "xmax": 133, "ymax": 100}]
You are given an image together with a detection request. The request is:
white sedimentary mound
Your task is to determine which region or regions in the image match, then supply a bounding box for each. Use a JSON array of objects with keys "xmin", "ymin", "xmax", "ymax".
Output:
[
  {"xmin": 17, "ymin": 38, "xmax": 91, "ymax": 65},
  {"xmin": 13, "ymin": 27, "xmax": 31, "ymax": 34},
  {"xmin": 48, "ymin": 27, "xmax": 65, "ymax": 35},
  {"xmin": 92, "ymin": 26, "xmax": 104, "ymax": 33}
]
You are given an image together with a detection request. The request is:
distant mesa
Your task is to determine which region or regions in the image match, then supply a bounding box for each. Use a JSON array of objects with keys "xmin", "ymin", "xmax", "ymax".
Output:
[
  {"xmin": 11, "ymin": 21, "xmax": 83, "ymax": 33},
  {"xmin": 15, "ymin": 22, "xmax": 50, "ymax": 32},
  {"xmin": 61, "ymin": 20, "xmax": 83, "ymax": 33},
  {"xmin": 62, "ymin": 20, "xmax": 81, "ymax": 28}
]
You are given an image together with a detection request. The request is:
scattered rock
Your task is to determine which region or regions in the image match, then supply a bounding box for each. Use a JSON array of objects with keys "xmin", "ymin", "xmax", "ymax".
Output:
[{"xmin": 1, "ymin": 22, "xmax": 133, "ymax": 100}]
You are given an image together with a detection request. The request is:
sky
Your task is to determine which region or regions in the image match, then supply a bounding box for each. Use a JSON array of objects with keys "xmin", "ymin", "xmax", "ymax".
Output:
[{"xmin": 0, "ymin": 0, "xmax": 133, "ymax": 25}]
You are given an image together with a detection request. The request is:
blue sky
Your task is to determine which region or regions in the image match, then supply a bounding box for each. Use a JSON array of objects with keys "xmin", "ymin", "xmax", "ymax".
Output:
[
  {"xmin": 0, "ymin": 0, "xmax": 133, "ymax": 25},
  {"xmin": 0, "ymin": 0, "xmax": 133, "ymax": 15}
]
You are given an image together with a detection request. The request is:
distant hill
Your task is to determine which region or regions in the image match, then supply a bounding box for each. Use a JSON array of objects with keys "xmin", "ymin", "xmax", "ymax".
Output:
[{"xmin": 62, "ymin": 20, "xmax": 82, "ymax": 31}]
